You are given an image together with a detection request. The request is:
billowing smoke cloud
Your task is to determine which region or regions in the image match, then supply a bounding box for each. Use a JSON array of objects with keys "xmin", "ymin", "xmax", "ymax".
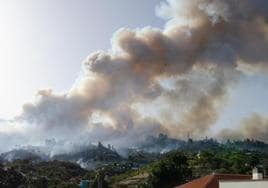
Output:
[
  {"xmin": 218, "ymin": 114, "xmax": 268, "ymax": 143},
  {"xmin": 1, "ymin": 0, "xmax": 268, "ymax": 151}
]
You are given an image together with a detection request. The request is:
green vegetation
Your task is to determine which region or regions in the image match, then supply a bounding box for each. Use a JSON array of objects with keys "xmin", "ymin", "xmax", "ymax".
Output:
[
  {"xmin": 1, "ymin": 138, "xmax": 268, "ymax": 188},
  {"xmin": 108, "ymin": 139, "xmax": 268, "ymax": 188},
  {"xmin": 0, "ymin": 160, "xmax": 87, "ymax": 188},
  {"xmin": 147, "ymin": 152, "xmax": 191, "ymax": 188}
]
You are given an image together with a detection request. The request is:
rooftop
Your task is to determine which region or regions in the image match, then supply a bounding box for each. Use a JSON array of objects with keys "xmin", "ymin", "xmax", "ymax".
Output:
[{"xmin": 176, "ymin": 174, "xmax": 252, "ymax": 188}]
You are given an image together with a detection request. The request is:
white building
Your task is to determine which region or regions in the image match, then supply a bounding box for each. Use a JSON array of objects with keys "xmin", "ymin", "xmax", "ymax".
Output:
[
  {"xmin": 220, "ymin": 180, "xmax": 268, "ymax": 188},
  {"xmin": 176, "ymin": 168, "xmax": 268, "ymax": 188},
  {"xmin": 219, "ymin": 168, "xmax": 268, "ymax": 188}
]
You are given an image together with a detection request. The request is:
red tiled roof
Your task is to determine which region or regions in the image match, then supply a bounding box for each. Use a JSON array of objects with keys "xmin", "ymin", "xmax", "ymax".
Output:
[{"xmin": 176, "ymin": 174, "xmax": 251, "ymax": 188}]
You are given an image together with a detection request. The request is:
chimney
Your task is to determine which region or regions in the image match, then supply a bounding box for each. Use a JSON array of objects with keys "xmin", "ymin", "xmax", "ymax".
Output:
[{"xmin": 252, "ymin": 167, "xmax": 263, "ymax": 180}]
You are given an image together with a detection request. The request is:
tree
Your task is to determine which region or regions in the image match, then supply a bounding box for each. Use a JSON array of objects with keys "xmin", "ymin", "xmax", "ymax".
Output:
[{"xmin": 148, "ymin": 152, "xmax": 192, "ymax": 188}]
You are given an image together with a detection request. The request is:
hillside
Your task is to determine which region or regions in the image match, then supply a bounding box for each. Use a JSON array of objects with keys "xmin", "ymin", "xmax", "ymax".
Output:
[
  {"xmin": 0, "ymin": 160, "xmax": 87, "ymax": 188},
  {"xmin": 1, "ymin": 136, "xmax": 268, "ymax": 187}
]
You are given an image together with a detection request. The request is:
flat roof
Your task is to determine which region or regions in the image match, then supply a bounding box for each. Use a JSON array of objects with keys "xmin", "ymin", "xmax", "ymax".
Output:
[{"xmin": 220, "ymin": 179, "xmax": 268, "ymax": 182}]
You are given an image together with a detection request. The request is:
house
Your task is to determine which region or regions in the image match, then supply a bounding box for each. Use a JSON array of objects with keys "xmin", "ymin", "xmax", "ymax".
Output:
[{"xmin": 176, "ymin": 168, "xmax": 268, "ymax": 188}]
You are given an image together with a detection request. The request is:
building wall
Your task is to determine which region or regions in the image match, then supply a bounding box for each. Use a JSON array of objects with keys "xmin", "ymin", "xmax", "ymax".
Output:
[{"xmin": 220, "ymin": 181, "xmax": 268, "ymax": 188}]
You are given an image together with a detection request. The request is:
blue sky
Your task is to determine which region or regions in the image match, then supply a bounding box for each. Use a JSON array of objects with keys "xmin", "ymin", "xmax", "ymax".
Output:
[{"xmin": 213, "ymin": 73, "xmax": 268, "ymax": 132}]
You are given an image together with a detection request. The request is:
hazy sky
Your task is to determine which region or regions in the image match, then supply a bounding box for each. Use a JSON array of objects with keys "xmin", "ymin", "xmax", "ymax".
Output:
[
  {"xmin": 0, "ymin": 0, "xmax": 164, "ymax": 118},
  {"xmin": 0, "ymin": 0, "xmax": 267, "ymax": 134}
]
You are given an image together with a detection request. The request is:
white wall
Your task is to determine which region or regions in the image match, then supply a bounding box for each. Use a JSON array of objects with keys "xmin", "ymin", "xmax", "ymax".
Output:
[{"xmin": 220, "ymin": 181, "xmax": 268, "ymax": 188}]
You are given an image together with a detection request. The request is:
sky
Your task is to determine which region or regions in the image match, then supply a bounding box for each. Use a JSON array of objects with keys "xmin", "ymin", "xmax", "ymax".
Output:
[
  {"xmin": 0, "ymin": 0, "xmax": 268, "ymax": 150},
  {"xmin": 0, "ymin": 0, "xmax": 164, "ymax": 119},
  {"xmin": 213, "ymin": 73, "xmax": 268, "ymax": 132}
]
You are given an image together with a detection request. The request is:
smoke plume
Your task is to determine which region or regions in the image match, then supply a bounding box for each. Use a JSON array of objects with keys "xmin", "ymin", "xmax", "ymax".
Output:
[
  {"xmin": 1, "ymin": 0, "xmax": 268, "ymax": 151},
  {"xmin": 218, "ymin": 114, "xmax": 268, "ymax": 143}
]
